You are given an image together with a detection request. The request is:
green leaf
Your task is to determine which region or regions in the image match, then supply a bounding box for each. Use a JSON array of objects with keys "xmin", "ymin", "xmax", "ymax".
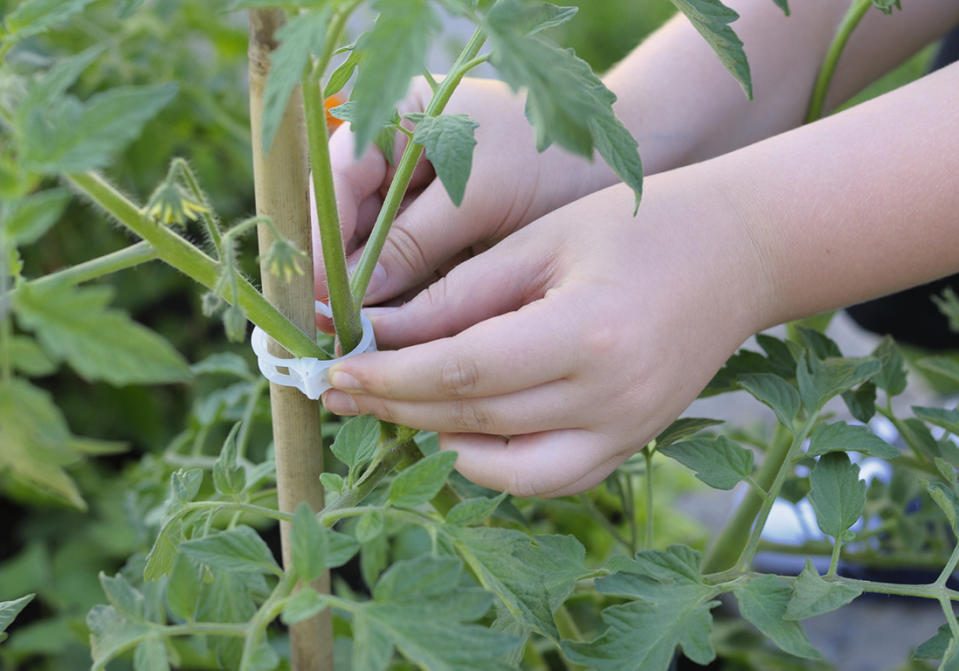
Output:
[
  {"xmin": 784, "ymin": 559, "xmax": 861, "ymax": 620},
  {"xmin": 349, "ymin": 0, "xmax": 439, "ymax": 154},
  {"xmin": 806, "ymin": 422, "xmax": 898, "ymax": 459},
  {"xmin": 871, "ymin": 0, "xmax": 902, "ymax": 15},
  {"xmin": 331, "ymin": 414, "xmax": 380, "ymax": 470},
  {"xmin": 21, "ymin": 83, "xmax": 178, "ymax": 174},
  {"xmin": 0, "ymin": 594, "xmax": 34, "ymax": 640},
  {"xmin": 281, "ymin": 588, "xmax": 330, "ymax": 625},
  {"xmin": 917, "ymin": 356, "xmax": 959, "ymax": 387},
  {"xmin": 483, "ymin": 0, "xmax": 643, "ymax": 204},
  {"xmin": 350, "ymin": 555, "xmax": 518, "ymax": 671},
  {"xmin": 4, "ymin": 0, "xmax": 97, "ymax": 40},
  {"xmin": 324, "ymin": 49, "xmax": 359, "ymax": 98},
  {"xmin": 9, "ymin": 336, "xmax": 56, "ymax": 376},
  {"xmin": 261, "ymin": 9, "xmax": 332, "ymax": 152},
  {"xmin": 87, "ymin": 605, "xmax": 151, "ymax": 671},
  {"xmin": 291, "ymin": 502, "xmax": 360, "ymax": 582},
  {"xmin": 171, "ymin": 468, "xmax": 203, "ymax": 504},
  {"xmin": 928, "ymin": 482, "xmax": 959, "ymax": 534},
  {"xmin": 659, "ymin": 435, "xmax": 753, "ymax": 490},
  {"xmin": 191, "ymin": 353, "xmax": 252, "ymax": 379},
  {"xmin": 915, "ymin": 624, "xmax": 951, "ymax": 660},
  {"xmin": 872, "ymin": 336, "xmax": 907, "ymax": 396},
  {"xmin": 1, "ymin": 188, "xmax": 70, "ymax": 246},
  {"xmin": 410, "ymin": 114, "xmax": 479, "ymax": 206},
  {"xmin": 796, "ymin": 326, "xmax": 842, "ymax": 359},
  {"xmin": 564, "ymin": 546, "xmax": 719, "ymax": 670},
  {"xmin": 213, "ymin": 423, "xmax": 245, "ymax": 495},
  {"xmin": 144, "ymin": 519, "xmax": 184, "ymax": 582},
  {"xmin": 738, "ymin": 373, "xmax": 800, "ymax": 429},
  {"xmin": 180, "ymin": 526, "xmax": 282, "ymax": 576},
  {"xmin": 915, "ymin": 406, "xmax": 959, "ymax": 436},
  {"xmin": 117, "ymin": 0, "xmax": 149, "ymax": 17},
  {"xmin": 771, "ymin": 0, "xmax": 790, "ymax": 15},
  {"xmin": 654, "ymin": 417, "xmax": 724, "ymax": 448},
  {"xmin": 669, "ymin": 0, "xmax": 752, "ymax": 98},
  {"xmin": 388, "ymin": 450, "xmax": 458, "ymax": 508},
  {"xmin": 133, "ymin": 637, "xmax": 169, "ymax": 671},
  {"xmin": 808, "ymin": 453, "xmax": 865, "ymax": 539},
  {"xmin": 796, "ymin": 352, "xmax": 881, "ymax": 414},
  {"xmin": 356, "ymin": 510, "xmax": 385, "ymax": 543},
  {"xmin": 99, "ymin": 573, "xmax": 145, "ymax": 620},
  {"xmin": 446, "ymin": 492, "xmax": 508, "ymax": 526},
  {"xmin": 447, "ymin": 527, "xmax": 586, "ymax": 643},
  {"xmin": 13, "ymin": 283, "xmax": 191, "ymax": 385},
  {"xmin": 841, "ymin": 381, "xmax": 877, "ymax": 423},
  {"xmin": 732, "ymin": 575, "xmax": 821, "ymax": 659},
  {"xmin": 0, "ymin": 378, "xmax": 86, "ymax": 509}
]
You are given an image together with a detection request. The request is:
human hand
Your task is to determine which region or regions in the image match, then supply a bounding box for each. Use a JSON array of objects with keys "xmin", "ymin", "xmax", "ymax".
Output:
[
  {"xmin": 320, "ymin": 173, "xmax": 775, "ymax": 497},
  {"xmin": 313, "ymin": 76, "xmax": 609, "ymax": 327}
]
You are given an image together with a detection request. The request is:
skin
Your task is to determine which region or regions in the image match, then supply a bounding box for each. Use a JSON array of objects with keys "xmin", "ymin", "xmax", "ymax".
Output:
[{"xmin": 316, "ymin": 1, "xmax": 959, "ymax": 497}]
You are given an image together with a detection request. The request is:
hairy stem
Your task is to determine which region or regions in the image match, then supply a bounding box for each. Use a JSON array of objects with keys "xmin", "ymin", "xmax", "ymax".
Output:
[
  {"xmin": 30, "ymin": 241, "xmax": 156, "ymax": 288},
  {"xmin": 804, "ymin": 0, "xmax": 871, "ymax": 123},
  {"xmin": 349, "ymin": 28, "xmax": 488, "ymax": 303},
  {"xmin": 65, "ymin": 172, "xmax": 324, "ymax": 359}
]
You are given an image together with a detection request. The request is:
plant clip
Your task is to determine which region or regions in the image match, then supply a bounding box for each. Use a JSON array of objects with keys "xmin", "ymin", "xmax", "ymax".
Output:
[{"xmin": 251, "ymin": 301, "xmax": 376, "ymax": 400}]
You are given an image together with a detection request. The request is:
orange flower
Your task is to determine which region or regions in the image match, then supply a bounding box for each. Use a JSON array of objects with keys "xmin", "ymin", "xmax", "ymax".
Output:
[{"xmin": 325, "ymin": 93, "xmax": 345, "ymax": 131}]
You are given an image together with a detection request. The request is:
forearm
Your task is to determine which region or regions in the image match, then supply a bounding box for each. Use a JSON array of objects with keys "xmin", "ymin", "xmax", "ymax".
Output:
[
  {"xmin": 697, "ymin": 60, "xmax": 959, "ymax": 328},
  {"xmin": 594, "ymin": 0, "xmax": 959, "ymax": 185}
]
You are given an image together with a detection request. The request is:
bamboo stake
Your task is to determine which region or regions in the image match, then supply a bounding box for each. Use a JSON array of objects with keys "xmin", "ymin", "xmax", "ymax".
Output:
[{"xmin": 248, "ymin": 10, "xmax": 333, "ymax": 671}]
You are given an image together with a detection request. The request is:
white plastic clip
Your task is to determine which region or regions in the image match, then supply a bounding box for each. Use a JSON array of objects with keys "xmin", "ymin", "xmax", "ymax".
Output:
[{"xmin": 251, "ymin": 301, "xmax": 376, "ymax": 400}]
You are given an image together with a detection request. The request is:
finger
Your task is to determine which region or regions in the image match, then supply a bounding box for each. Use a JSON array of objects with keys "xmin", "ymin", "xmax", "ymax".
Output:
[
  {"xmin": 322, "ymin": 379, "xmax": 583, "ymax": 436},
  {"xmin": 328, "ymin": 293, "xmax": 579, "ymax": 402},
  {"xmin": 367, "ymin": 232, "xmax": 554, "ymax": 348},
  {"xmin": 439, "ymin": 430, "xmax": 630, "ymax": 498}
]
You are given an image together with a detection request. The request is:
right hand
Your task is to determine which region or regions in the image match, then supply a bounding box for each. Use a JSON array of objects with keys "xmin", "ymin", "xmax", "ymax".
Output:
[{"xmin": 313, "ymin": 76, "xmax": 607, "ymax": 327}]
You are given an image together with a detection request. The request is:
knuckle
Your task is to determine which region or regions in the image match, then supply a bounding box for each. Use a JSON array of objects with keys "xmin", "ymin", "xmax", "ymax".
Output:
[
  {"xmin": 451, "ymin": 400, "xmax": 493, "ymax": 433},
  {"xmin": 385, "ymin": 223, "xmax": 430, "ymax": 280},
  {"xmin": 439, "ymin": 355, "xmax": 480, "ymax": 397}
]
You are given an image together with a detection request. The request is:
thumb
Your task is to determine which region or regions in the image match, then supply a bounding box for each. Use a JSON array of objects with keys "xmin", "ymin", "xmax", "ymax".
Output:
[{"xmin": 368, "ymin": 231, "xmax": 552, "ymax": 349}]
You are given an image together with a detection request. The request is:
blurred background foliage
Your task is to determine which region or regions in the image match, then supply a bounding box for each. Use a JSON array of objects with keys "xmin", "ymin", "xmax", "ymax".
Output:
[{"xmin": 0, "ymin": 0, "xmax": 943, "ymax": 669}]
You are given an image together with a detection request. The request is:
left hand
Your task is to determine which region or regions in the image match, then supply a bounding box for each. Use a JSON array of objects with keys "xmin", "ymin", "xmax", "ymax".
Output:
[{"xmin": 320, "ymin": 172, "xmax": 774, "ymax": 497}]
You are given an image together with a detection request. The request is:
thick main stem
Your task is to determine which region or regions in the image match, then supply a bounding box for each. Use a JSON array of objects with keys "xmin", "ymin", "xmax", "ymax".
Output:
[
  {"xmin": 804, "ymin": 0, "xmax": 871, "ymax": 123},
  {"xmin": 248, "ymin": 10, "xmax": 332, "ymax": 671}
]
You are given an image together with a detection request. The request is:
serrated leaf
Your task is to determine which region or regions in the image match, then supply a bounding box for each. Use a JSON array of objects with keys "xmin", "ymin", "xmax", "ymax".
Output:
[
  {"xmin": 261, "ymin": 10, "xmax": 331, "ymax": 152},
  {"xmin": 796, "ymin": 352, "xmax": 880, "ymax": 414},
  {"xmin": 654, "ymin": 417, "xmax": 724, "ymax": 448},
  {"xmin": 388, "ymin": 450, "xmax": 457, "ymax": 508},
  {"xmin": 659, "ymin": 435, "xmax": 753, "ymax": 490},
  {"xmin": 4, "ymin": 0, "xmax": 97, "ymax": 40},
  {"xmin": 796, "ymin": 326, "xmax": 843, "ymax": 359},
  {"xmin": 0, "ymin": 378, "xmax": 86, "ymax": 509},
  {"xmin": 21, "ymin": 83, "xmax": 178, "ymax": 174},
  {"xmin": 733, "ymin": 575, "xmax": 821, "ymax": 659},
  {"xmin": 144, "ymin": 519, "xmax": 184, "ymax": 582},
  {"xmin": 784, "ymin": 559, "xmax": 861, "ymax": 620},
  {"xmin": 447, "ymin": 527, "xmax": 587, "ymax": 642},
  {"xmin": 915, "ymin": 407, "xmax": 959, "ymax": 436},
  {"xmin": 756, "ymin": 333, "xmax": 798, "ymax": 378},
  {"xmin": 291, "ymin": 502, "xmax": 359, "ymax": 582},
  {"xmin": 281, "ymin": 588, "xmax": 330, "ymax": 625},
  {"xmin": 669, "ymin": 0, "xmax": 752, "ymax": 98},
  {"xmin": 446, "ymin": 492, "xmax": 508, "ymax": 526},
  {"xmin": 180, "ymin": 526, "xmax": 282, "ymax": 576},
  {"xmin": 324, "ymin": 49, "xmax": 359, "ymax": 98},
  {"xmin": 13, "ymin": 283, "xmax": 191, "ymax": 385},
  {"xmin": 738, "ymin": 373, "xmax": 800, "ymax": 429},
  {"xmin": 320, "ymin": 472, "xmax": 344, "ymax": 495},
  {"xmin": 564, "ymin": 545, "xmax": 719, "ymax": 670},
  {"xmin": 916, "ymin": 624, "xmax": 951, "ymax": 660},
  {"xmin": 356, "ymin": 510, "xmax": 385, "ymax": 543},
  {"xmin": 351, "ymin": 555, "xmax": 518, "ymax": 671},
  {"xmin": 841, "ymin": 381, "xmax": 877, "ymax": 423},
  {"xmin": 191, "ymin": 353, "xmax": 252, "ymax": 379},
  {"xmin": 133, "ymin": 636, "xmax": 169, "ymax": 671},
  {"xmin": 9, "ymin": 336, "xmax": 56, "ymax": 376},
  {"xmin": 87, "ymin": 605, "xmax": 151, "ymax": 671},
  {"xmin": 171, "ymin": 468, "xmax": 203, "ymax": 504},
  {"xmin": 213, "ymin": 423, "xmax": 245, "ymax": 495},
  {"xmin": 349, "ymin": 0, "xmax": 439, "ymax": 154},
  {"xmin": 873, "ymin": 336, "xmax": 907, "ymax": 396},
  {"xmin": 411, "ymin": 114, "xmax": 478, "ymax": 206},
  {"xmin": 2, "ymin": 188, "xmax": 70, "ymax": 246},
  {"xmin": 806, "ymin": 422, "xmax": 898, "ymax": 459},
  {"xmin": 809, "ymin": 453, "xmax": 865, "ymax": 539},
  {"xmin": 928, "ymin": 482, "xmax": 959, "ymax": 534},
  {"xmin": 587, "ymin": 111, "xmax": 643, "ymax": 210},
  {"xmin": 0, "ymin": 594, "xmax": 34, "ymax": 637},
  {"xmin": 99, "ymin": 573, "xmax": 145, "ymax": 620},
  {"xmin": 331, "ymin": 414, "xmax": 380, "ymax": 470}
]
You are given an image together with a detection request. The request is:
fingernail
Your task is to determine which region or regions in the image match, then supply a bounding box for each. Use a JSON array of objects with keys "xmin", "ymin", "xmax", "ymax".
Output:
[
  {"xmin": 329, "ymin": 369, "xmax": 362, "ymax": 392},
  {"xmin": 323, "ymin": 390, "xmax": 359, "ymax": 416}
]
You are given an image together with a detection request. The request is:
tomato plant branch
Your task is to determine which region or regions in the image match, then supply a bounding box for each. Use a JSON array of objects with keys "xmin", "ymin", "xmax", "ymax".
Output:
[
  {"xmin": 65, "ymin": 172, "xmax": 325, "ymax": 359},
  {"xmin": 826, "ymin": 535, "xmax": 843, "ymax": 578},
  {"xmin": 349, "ymin": 28, "xmax": 488, "ymax": 304},
  {"xmin": 936, "ymin": 542, "xmax": 959, "ymax": 587},
  {"xmin": 29, "ymin": 241, "xmax": 156, "ymax": 289},
  {"xmin": 240, "ymin": 570, "xmax": 298, "ymax": 671},
  {"xmin": 804, "ymin": 0, "xmax": 871, "ymax": 123}
]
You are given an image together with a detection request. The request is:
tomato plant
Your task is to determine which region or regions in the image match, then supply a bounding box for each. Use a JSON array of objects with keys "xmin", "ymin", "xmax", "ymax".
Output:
[{"xmin": 3, "ymin": 0, "xmax": 959, "ymax": 670}]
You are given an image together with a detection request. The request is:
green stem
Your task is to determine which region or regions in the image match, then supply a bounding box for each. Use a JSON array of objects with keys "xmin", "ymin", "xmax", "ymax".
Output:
[
  {"xmin": 643, "ymin": 450, "xmax": 654, "ymax": 550},
  {"xmin": 235, "ymin": 378, "xmax": 268, "ymax": 462},
  {"xmin": 703, "ymin": 423, "xmax": 795, "ymax": 574},
  {"xmin": 0, "ymin": 242, "xmax": 11, "ymax": 383},
  {"xmin": 349, "ymin": 28, "xmax": 488, "ymax": 303},
  {"xmin": 936, "ymin": 543, "xmax": 959, "ymax": 587},
  {"xmin": 240, "ymin": 570, "xmax": 298, "ymax": 671},
  {"xmin": 579, "ymin": 494, "xmax": 632, "ymax": 550},
  {"xmin": 161, "ymin": 622, "xmax": 249, "ymax": 638},
  {"xmin": 181, "ymin": 499, "xmax": 293, "ymax": 524},
  {"xmin": 29, "ymin": 241, "xmax": 156, "ymax": 288},
  {"xmin": 321, "ymin": 438, "xmax": 421, "ymax": 517},
  {"xmin": 171, "ymin": 158, "xmax": 224, "ymax": 258},
  {"xmin": 66, "ymin": 171, "xmax": 325, "ymax": 359},
  {"xmin": 827, "ymin": 536, "xmax": 843, "ymax": 578},
  {"xmin": 754, "ymin": 539, "xmax": 956, "ymax": 571},
  {"xmin": 804, "ymin": 0, "xmax": 871, "ymax": 123}
]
